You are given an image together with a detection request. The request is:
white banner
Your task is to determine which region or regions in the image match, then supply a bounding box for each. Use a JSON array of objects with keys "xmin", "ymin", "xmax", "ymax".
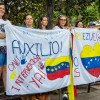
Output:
[
  {"xmin": 72, "ymin": 28, "xmax": 100, "ymax": 85},
  {"xmin": 5, "ymin": 25, "xmax": 71, "ymax": 95}
]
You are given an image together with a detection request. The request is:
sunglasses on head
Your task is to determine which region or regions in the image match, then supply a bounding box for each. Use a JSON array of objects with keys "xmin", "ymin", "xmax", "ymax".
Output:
[{"xmin": 60, "ymin": 19, "xmax": 67, "ymax": 21}]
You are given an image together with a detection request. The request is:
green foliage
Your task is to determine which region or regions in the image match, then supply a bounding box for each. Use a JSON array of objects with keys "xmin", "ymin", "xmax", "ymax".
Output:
[
  {"xmin": 2, "ymin": 0, "xmax": 47, "ymax": 27},
  {"xmin": 53, "ymin": 0, "xmax": 99, "ymax": 27},
  {"xmin": 70, "ymin": 0, "xmax": 99, "ymax": 27},
  {"xmin": 1, "ymin": 0, "xmax": 99, "ymax": 28}
]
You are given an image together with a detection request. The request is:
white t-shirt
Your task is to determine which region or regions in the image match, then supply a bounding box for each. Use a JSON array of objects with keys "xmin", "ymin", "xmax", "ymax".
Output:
[
  {"xmin": 0, "ymin": 19, "xmax": 11, "ymax": 46},
  {"xmin": 53, "ymin": 26, "xmax": 67, "ymax": 30},
  {"xmin": 53, "ymin": 26, "xmax": 61, "ymax": 30}
]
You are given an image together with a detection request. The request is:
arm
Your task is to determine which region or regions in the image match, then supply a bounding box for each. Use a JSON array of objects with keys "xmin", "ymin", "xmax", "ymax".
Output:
[
  {"xmin": 0, "ymin": 20, "xmax": 11, "ymax": 39},
  {"xmin": 0, "ymin": 33, "xmax": 6, "ymax": 39}
]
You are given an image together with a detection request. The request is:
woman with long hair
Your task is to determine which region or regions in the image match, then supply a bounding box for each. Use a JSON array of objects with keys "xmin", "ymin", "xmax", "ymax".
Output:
[
  {"xmin": 53, "ymin": 15, "xmax": 69, "ymax": 100},
  {"xmin": 0, "ymin": 2, "xmax": 11, "ymax": 95},
  {"xmin": 38, "ymin": 15, "xmax": 49, "ymax": 30},
  {"xmin": 37, "ymin": 15, "xmax": 50, "ymax": 100},
  {"xmin": 53, "ymin": 15, "xmax": 69, "ymax": 29}
]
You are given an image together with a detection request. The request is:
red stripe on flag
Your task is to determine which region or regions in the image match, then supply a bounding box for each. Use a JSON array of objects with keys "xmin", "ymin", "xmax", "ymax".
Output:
[
  {"xmin": 87, "ymin": 67, "xmax": 100, "ymax": 78},
  {"xmin": 47, "ymin": 68, "xmax": 70, "ymax": 80}
]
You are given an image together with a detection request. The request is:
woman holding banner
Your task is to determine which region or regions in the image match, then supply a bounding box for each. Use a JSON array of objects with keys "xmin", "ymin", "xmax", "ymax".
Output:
[
  {"xmin": 53, "ymin": 15, "xmax": 76, "ymax": 100},
  {"xmin": 23, "ymin": 14, "xmax": 34, "ymax": 29},
  {"xmin": 21, "ymin": 14, "xmax": 38, "ymax": 100},
  {"xmin": 22, "ymin": 14, "xmax": 50, "ymax": 100},
  {"xmin": 75, "ymin": 21, "xmax": 84, "ymax": 28},
  {"xmin": 53, "ymin": 15, "xmax": 70, "ymax": 100},
  {"xmin": 37, "ymin": 15, "xmax": 50, "ymax": 100},
  {"xmin": 53, "ymin": 15, "xmax": 69, "ymax": 29},
  {"xmin": 38, "ymin": 15, "xmax": 49, "ymax": 30},
  {"xmin": 0, "ymin": 2, "xmax": 11, "ymax": 96}
]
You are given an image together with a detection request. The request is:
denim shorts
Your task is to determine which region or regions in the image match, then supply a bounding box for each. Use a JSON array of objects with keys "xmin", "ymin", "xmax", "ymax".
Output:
[{"xmin": 0, "ymin": 51, "xmax": 7, "ymax": 67}]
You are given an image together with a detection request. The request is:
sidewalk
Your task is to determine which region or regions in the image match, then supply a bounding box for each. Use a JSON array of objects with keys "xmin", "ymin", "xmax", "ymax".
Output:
[
  {"xmin": 0, "ymin": 82, "xmax": 100, "ymax": 100},
  {"xmin": 75, "ymin": 83, "xmax": 100, "ymax": 100},
  {"xmin": 50, "ymin": 82, "xmax": 100, "ymax": 100}
]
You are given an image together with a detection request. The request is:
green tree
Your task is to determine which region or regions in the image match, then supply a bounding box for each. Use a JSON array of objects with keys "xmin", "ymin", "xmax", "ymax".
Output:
[{"xmin": 1, "ymin": 0, "xmax": 99, "ymax": 28}]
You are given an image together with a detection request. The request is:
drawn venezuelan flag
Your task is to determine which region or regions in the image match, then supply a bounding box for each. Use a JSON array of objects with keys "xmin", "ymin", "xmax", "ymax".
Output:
[
  {"xmin": 45, "ymin": 56, "xmax": 70, "ymax": 80},
  {"xmin": 81, "ymin": 43, "xmax": 100, "ymax": 78}
]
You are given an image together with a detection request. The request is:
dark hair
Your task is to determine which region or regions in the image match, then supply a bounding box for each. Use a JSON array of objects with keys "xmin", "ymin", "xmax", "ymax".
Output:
[
  {"xmin": 75, "ymin": 21, "xmax": 84, "ymax": 27},
  {"xmin": 55, "ymin": 15, "xmax": 69, "ymax": 27},
  {"xmin": 0, "ymin": 3, "xmax": 8, "ymax": 20},
  {"xmin": 38, "ymin": 15, "xmax": 49, "ymax": 29},
  {"xmin": 24, "ymin": 14, "xmax": 33, "ymax": 25},
  {"xmin": 24, "ymin": 14, "xmax": 33, "ymax": 20}
]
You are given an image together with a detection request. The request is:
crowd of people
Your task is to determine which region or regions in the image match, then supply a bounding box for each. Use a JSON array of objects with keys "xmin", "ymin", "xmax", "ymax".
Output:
[{"xmin": 0, "ymin": 2, "xmax": 97, "ymax": 100}]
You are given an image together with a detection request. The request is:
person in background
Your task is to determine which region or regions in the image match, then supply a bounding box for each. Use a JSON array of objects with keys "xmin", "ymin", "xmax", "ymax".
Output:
[
  {"xmin": 87, "ymin": 22, "xmax": 96, "ymax": 28},
  {"xmin": 38, "ymin": 15, "xmax": 49, "ymax": 30},
  {"xmin": 23, "ymin": 14, "xmax": 34, "ymax": 29},
  {"xmin": 53, "ymin": 15, "xmax": 69, "ymax": 29},
  {"xmin": 0, "ymin": 2, "xmax": 11, "ymax": 96},
  {"xmin": 37, "ymin": 15, "xmax": 50, "ymax": 100},
  {"xmin": 22, "ymin": 14, "xmax": 37, "ymax": 100},
  {"xmin": 75, "ymin": 21, "xmax": 84, "ymax": 28},
  {"xmin": 53, "ymin": 15, "xmax": 69, "ymax": 100}
]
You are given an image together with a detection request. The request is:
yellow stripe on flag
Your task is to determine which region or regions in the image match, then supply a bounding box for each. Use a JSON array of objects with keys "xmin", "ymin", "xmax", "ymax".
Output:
[
  {"xmin": 81, "ymin": 43, "xmax": 100, "ymax": 58},
  {"xmin": 45, "ymin": 56, "xmax": 69, "ymax": 67}
]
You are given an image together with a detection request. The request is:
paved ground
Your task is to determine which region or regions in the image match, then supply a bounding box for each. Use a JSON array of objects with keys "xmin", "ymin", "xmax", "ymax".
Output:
[
  {"xmin": 50, "ymin": 83, "xmax": 100, "ymax": 100},
  {"xmin": 75, "ymin": 83, "xmax": 100, "ymax": 100},
  {"xmin": 0, "ymin": 82, "xmax": 100, "ymax": 100}
]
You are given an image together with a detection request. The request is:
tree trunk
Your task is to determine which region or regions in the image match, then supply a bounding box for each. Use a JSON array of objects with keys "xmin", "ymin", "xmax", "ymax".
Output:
[{"xmin": 47, "ymin": 0, "xmax": 55, "ymax": 29}]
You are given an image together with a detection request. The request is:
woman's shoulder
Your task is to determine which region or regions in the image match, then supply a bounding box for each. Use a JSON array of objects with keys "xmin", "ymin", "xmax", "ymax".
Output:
[
  {"xmin": 0, "ymin": 19, "xmax": 11, "ymax": 25},
  {"xmin": 6, "ymin": 19, "xmax": 11, "ymax": 23},
  {"xmin": 53, "ymin": 26, "xmax": 60, "ymax": 30},
  {"xmin": 6, "ymin": 19, "xmax": 11, "ymax": 25}
]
